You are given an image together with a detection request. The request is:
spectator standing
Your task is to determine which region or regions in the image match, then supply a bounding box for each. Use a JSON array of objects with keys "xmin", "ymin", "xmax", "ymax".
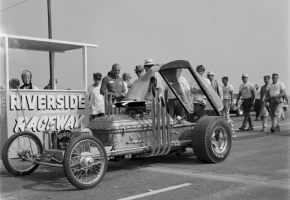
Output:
[
  {"xmin": 164, "ymin": 69, "xmax": 190, "ymax": 118},
  {"xmin": 100, "ymin": 64, "xmax": 126, "ymax": 101},
  {"xmin": 190, "ymin": 65, "xmax": 211, "ymax": 96},
  {"xmin": 264, "ymin": 73, "xmax": 286, "ymax": 132},
  {"xmin": 207, "ymin": 71, "xmax": 223, "ymax": 100},
  {"xmin": 221, "ymin": 77, "xmax": 233, "ymax": 120},
  {"xmin": 87, "ymin": 73, "xmax": 104, "ymax": 119},
  {"xmin": 144, "ymin": 59, "xmax": 166, "ymax": 98},
  {"xmin": 122, "ymin": 73, "xmax": 131, "ymax": 94},
  {"xmin": 236, "ymin": 74, "xmax": 255, "ymax": 131},
  {"xmin": 254, "ymin": 85, "xmax": 261, "ymax": 121},
  {"xmin": 260, "ymin": 76, "xmax": 270, "ymax": 132},
  {"xmin": 134, "ymin": 65, "xmax": 145, "ymax": 81},
  {"xmin": 20, "ymin": 70, "xmax": 39, "ymax": 90}
]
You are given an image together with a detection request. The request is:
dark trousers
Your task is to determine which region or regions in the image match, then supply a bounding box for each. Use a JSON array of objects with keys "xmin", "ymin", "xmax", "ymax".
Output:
[
  {"xmin": 242, "ymin": 98, "xmax": 253, "ymax": 127},
  {"xmin": 92, "ymin": 113, "xmax": 104, "ymax": 119},
  {"xmin": 254, "ymin": 99, "xmax": 262, "ymax": 118},
  {"xmin": 168, "ymin": 99, "xmax": 184, "ymax": 119}
]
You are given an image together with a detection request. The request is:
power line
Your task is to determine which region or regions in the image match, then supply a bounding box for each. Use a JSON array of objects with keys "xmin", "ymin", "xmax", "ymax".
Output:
[{"xmin": 0, "ymin": 0, "xmax": 29, "ymax": 12}]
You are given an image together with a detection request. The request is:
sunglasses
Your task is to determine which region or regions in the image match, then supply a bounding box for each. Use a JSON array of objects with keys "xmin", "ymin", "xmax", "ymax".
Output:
[{"xmin": 135, "ymin": 70, "xmax": 144, "ymax": 74}]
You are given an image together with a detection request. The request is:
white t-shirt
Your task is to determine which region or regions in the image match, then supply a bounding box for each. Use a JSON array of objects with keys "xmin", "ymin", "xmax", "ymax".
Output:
[
  {"xmin": 123, "ymin": 81, "xmax": 128, "ymax": 94},
  {"xmin": 87, "ymin": 84, "xmax": 104, "ymax": 115},
  {"xmin": 165, "ymin": 76, "xmax": 190, "ymax": 99},
  {"xmin": 266, "ymin": 82, "xmax": 285, "ymax": 97},
  {"xmin": 239, "ymin": 82, "xmax": 254, "ymax": 99},
  {"xmin": 254, "ymin": 88, "xmax": 261, "ymax": 99},
  {"xmin": 222, "ymin": 84, "xmax": 234, "ymax": 100}
]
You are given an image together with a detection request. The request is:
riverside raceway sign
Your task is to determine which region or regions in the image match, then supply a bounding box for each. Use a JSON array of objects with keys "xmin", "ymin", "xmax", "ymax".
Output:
[{"xmin": 9, "ymin": 92, "xmax": 88, "ymax": 134}]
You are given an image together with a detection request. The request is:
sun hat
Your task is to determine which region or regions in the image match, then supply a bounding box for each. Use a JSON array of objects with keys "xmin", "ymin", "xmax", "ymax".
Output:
[
  {"xmin": 242, "ymin": 73, "xmax": 248, "ymax": 78},
  {"xmin": 207, "ymin": 71, "xmax": 214, "ymax": 76},
  {"xmin": 93, "ymin": 72, "xmax": 102, "ymax": 80},
  {"xmin": 193, "ymin": 97, "xmax": 207, "ymax": 107},
  {"xmin": 134, "ymin": 65, "xmax": 144, "ymax": 71},
  {"xmin": 144, "ymin": 59, "xmax": 155, "ymax": 66}
]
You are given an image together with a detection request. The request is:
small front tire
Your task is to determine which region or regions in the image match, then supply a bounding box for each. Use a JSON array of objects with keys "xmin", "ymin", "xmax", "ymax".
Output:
[{"xmin": 2, "ymin": 132, "xmax": 43, "ymax": 176}]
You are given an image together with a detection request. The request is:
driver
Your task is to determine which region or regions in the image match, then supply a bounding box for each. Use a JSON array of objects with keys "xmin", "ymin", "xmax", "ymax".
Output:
[
  {"xmin": 183, "ymin": 97, "xmax": 207, "ymax": 123},
  {"xmin": 20, "ymin": 70, "xmax": 39, "ymax": 90}
]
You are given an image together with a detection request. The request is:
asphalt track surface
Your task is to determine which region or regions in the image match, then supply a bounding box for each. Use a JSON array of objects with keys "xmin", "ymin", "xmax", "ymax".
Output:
[{"xmin": 0, "ymin": 110, "xmax": 289, "ymax": 200}]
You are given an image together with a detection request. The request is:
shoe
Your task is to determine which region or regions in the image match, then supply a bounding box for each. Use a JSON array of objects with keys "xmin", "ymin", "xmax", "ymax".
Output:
[
  {"xmin": 270, "ymin": 126, "xmax": 276, "ymax": 133},
  {"xmin": 276, "ymin": 125, "xmax": 280, "ymax": 132},
  {"xmin": 239, "ymin": 126, "xmax": 246, "ymax": 131},
  {"xmin": 232, "ymin": 132, "xmax": 237, "ymax": 137},
  {"xmin": 246, "ymin": 127, "xmax": 254, "ymax": 131},
  {"xmin": 260, "ymin": 128, "xmax": 267, "ymax": 132},
  {"xmin": 254, "ymin": 118, "xmax": 259, "ymax": 121}
]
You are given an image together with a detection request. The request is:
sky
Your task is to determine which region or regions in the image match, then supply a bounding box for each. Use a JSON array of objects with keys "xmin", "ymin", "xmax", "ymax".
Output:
[{"xmin": 0, "ymin": 0, "xmax": 289, "ymax": 93}]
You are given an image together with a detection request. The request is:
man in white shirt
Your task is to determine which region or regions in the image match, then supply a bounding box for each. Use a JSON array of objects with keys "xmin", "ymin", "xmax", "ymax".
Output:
[
  {"xmin": 221, "ymin": 77, "xmax": 233, "ymax": 120},
  {"xmin": 87, "ymin": 73, "xmax": 104, "ymax": 119},
  {"xmin": 236, "ymin": 74, "xmax": 255, "ymax": 131},
  {"xmin": 207, "ymin": 71, "xmax": 223, "ymax": 100},
  {"xmin": 254, "ymin": 84, "xmax": 261, "ymax": 121},
  {"xmin": 164, "ymin": 69, "xmax": 190, "ymax": 118},
  {"xmin": 264, "ymin": 73, "xmax": 286, "ymax": 132}
]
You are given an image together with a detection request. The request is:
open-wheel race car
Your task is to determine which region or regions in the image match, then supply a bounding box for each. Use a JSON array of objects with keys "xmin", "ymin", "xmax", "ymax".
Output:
[{"xmin": 1, "ymin": 35, "xmax": 232, "ymax": 190}]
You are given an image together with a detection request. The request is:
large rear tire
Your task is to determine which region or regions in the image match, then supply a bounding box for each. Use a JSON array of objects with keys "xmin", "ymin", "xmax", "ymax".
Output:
[
  {"xmin": 191, "ymin": 116, "xmax": 232, "ymax": 163},
  {"xmin": 63, "ymin": 135, "xmax": 108, "ymax": 189},
  {"xmin": 2, "ymin": 132, "xmax": 43, "ymax": 176}
]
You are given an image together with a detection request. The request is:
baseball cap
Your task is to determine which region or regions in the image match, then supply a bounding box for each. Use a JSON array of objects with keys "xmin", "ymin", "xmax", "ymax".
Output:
[
  {"xmin": 193, "ymin": 97, "xmax": 207, "ymax": 107},
  {"xmin": 93, "ymin": 72, "xmax": 102, "ymax": 80},
  {"xmin": 134, "ymin": 65, "xmax": 144, "ymax": 71},
  {"xmin": 144, "ymin": 59, "xmax": 155, "ymax": 66},
  {"xmin": 207, "ymin": 71, "xmax": 214, "ymax": 76},
  {"xmin": 242, "ymin": 74, "xmax": 248, "ymax": 78}
]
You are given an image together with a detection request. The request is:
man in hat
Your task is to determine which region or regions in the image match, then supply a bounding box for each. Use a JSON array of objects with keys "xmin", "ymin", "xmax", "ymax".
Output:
[
  {"xmin": 20, "ymin": 70, "xmax": 39, "ymax": 89},
  {"xmin": 125, "ymin": 64, "xmax": 161, "ymax": 101},
  {"xmin": 100, "ymin": 64, "xmax": 126, "ymax": 101},
  {"xmin": 254, "ymin": 84, "xmax": 261, "ymax": 121},
  {"xmin": 263, "ymin": 73, "xmax": 286, "ymax": 132},
  {"xmin": 122, "ymin": 72, "xmax": 132, "ymax": 94},
  {"xmin": 236, "ymin": 74, "xmax": 255, "ymax": 131},
  {"xmin": 207, "ymin": 71, "xmax": 223, "ymax": 100},
  {"xmin": 87, "ymin": 73, "xmax": 104, "ymax": 119},
  {"xmin": 144, "ymin": 59, "xmax": 166, "ymax": 98},
  {"xmin": 221, "ymin": 77, "xmax": 234, "ymax": 120},
  {"xmin": 134, "ymin": 65, "xmax": 145, "ymax": 80},
  {"xmin": 184, "ymin": 97, "xmax": 207, "ymax": 123}
]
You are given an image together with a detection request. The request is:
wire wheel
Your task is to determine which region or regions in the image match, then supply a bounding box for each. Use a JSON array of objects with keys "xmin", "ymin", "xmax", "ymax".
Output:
[
  {"xmin": 2, "ymin": 132, "xmax": 43, "ymax": 176},
  {"xmin": 63, "ymin": 135, "xmax": 108, "ymax": 189}
]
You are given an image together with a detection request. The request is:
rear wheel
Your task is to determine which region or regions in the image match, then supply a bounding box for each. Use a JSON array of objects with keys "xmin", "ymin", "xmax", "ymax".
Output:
[
  {"xmin": 2, "ymin": 132, "xmax": 43, "ymax": 176},
  {"xmin": 191, "ymin": 116, "xmax": 232, "ymax": 163},
  {"xmin": 63, "ymin": 135, "xmax": 108, "ymax": 189}
]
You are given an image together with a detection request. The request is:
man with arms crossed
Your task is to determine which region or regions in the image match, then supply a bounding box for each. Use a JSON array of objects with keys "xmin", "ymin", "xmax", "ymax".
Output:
[
  {"xmin": 263, "ymin": 73, "xmax": 286, "ymax": 132},
  {"xmin": 100, "ymin": 64, "xmax": 126, "ymax": 101},
  {"xmin": 236, "ymin": 74, "xmax": 255, "ymax": 131}
]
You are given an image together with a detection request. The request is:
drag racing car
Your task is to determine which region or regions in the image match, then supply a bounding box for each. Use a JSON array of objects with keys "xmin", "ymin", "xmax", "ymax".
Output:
[{"xmin": 1, "ymin": 35, "xmax": 232, "ymax": 189}]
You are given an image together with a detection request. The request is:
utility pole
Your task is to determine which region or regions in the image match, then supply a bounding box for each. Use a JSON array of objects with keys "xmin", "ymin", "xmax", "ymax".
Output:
[{"xmin": 47, "ymin": 0, "xmax": 54, "ymax": 89}]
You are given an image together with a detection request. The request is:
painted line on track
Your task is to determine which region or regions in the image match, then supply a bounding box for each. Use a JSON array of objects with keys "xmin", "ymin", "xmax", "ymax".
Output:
[
  {"xmin": 234, "ymin": 122, "xmax": 290, "ymax": 131},
  {"xmin": 140, "ymin": 167, "xmax": 290, "ymax": 190},
  {"xmin": 118, "ymin": 183, "xmax": 192, "ymax": 200}
]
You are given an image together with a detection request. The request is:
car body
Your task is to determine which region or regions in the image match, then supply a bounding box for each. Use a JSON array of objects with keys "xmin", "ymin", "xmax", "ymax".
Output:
[{"xmin": 1, "ymin": 35, "xmax": 233, "ymax": 189}]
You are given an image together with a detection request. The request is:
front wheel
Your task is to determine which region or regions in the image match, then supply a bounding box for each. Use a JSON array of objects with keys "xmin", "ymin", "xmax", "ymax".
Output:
[
  {"xmin": 63, "ymin": 135, "xmax": 108, "ymax": 189},
  {"xmin": 2, "ymin": 132, "xmax": 43, "ymax": 176},
  {"xmin": 191, "ymin": 116, "xmax": 232, "ymax": 163}
]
